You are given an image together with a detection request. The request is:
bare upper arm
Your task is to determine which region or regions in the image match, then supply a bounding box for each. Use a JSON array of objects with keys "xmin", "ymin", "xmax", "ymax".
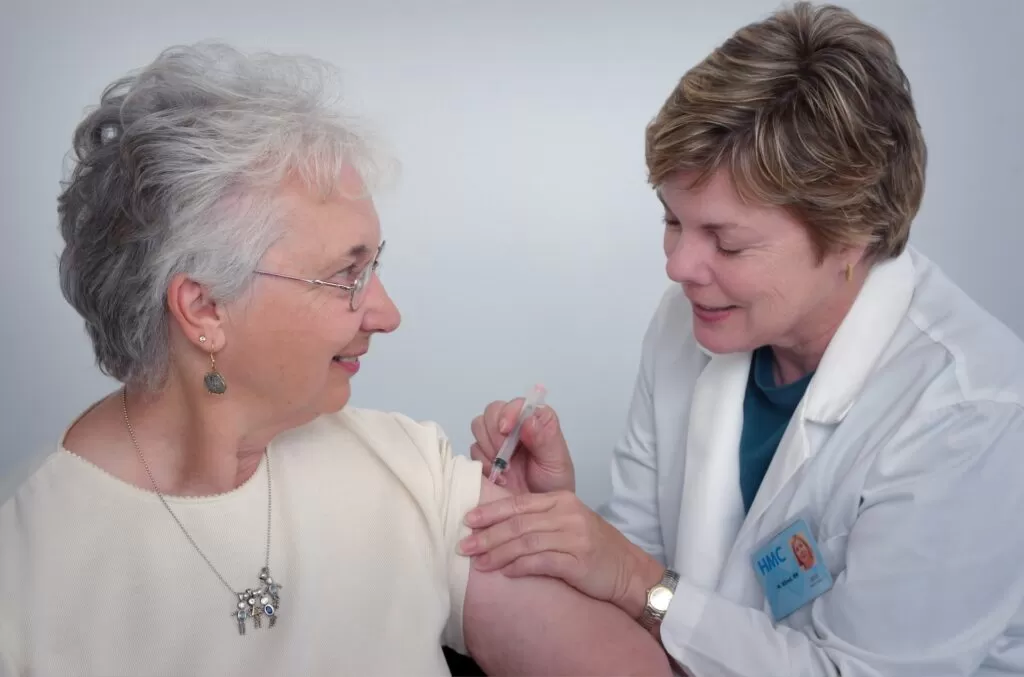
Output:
[{"xmin": 462, "ymin": 478, "xmax": 672, "ymax": 676}]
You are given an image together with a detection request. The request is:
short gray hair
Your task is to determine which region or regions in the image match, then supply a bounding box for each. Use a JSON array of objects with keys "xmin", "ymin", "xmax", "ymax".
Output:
[{"xmin": 58, "ymin": 42, "xmax": 388, "ymax": 389}]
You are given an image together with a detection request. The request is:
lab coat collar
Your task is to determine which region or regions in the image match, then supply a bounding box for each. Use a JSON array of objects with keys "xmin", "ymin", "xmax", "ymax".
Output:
[
  {"xmin": 802, "ymin": 250, "xmax": 915, "ymax": 423},
  {"xmin": 692, "ymin": 249, "xmax": 915, "ymax": 423}
]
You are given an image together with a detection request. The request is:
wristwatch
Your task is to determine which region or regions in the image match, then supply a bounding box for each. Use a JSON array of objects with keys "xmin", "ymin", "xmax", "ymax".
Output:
[{"xmin": 639, "ymin": 568, "xmax": 680, "ymax": 632}]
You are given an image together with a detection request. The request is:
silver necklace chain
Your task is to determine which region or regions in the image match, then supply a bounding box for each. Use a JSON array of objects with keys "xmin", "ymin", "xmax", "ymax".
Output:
[{"xmin": 121, "ymin": 387, "xmax": 281, "ymax": 634}]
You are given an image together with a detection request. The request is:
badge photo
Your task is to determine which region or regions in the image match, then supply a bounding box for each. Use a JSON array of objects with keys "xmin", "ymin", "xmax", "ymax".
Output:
[{"xmin": 750, "ymin": 518, "xmax": 834, "ymax": 621}]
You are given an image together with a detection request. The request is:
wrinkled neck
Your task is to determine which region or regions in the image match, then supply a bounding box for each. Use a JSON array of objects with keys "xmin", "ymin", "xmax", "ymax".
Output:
[{"xmin": 122, "ymin": 375, "xmax": 275, "ymax": 496}]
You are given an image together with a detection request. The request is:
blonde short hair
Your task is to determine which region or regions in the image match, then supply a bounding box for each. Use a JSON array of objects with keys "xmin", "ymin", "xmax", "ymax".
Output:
[{"xmin": 645, "ymin": 2, "xmax": 926, "ymax": 261}]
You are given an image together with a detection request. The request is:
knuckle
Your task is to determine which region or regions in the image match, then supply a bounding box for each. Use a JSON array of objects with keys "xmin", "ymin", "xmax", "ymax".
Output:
[
  {"xmin": 510, "ymin": 514, "xmax": 527, "ymax": 537},
  {"xmin": 512, "ymin": 493, "xmax": 531, "ymax": 514},
  {"xmin": 485, "ymin": 401, "xmax": 504, "ymax": 420},
  {"xmin": 554, "ymin": 490, "xmax": 574, "ymax": 505},
  {"xmin": 523, "ymin": 531, "xmax": 543, "ymax": 552},
  {"xmin": 517, "ymin": 555, "xmax": 541, "ymax": 577},
  {"xmin": 537, "ymin": 552, "xmax": 559, "ymax": 572}
]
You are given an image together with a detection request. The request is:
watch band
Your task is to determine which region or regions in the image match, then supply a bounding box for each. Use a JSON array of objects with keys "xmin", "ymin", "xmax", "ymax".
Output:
[{"xmin": 639, "ymin": 568, "xmax": 680, "ymax": 631}]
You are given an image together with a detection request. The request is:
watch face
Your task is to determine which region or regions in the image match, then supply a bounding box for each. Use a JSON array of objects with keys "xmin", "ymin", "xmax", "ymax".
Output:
[{"xmin": 650, "ymin": 585, "xmax": 674, "ymax": 612}]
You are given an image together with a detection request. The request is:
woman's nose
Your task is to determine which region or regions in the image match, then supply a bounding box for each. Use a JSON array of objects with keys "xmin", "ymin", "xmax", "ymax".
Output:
[
  {"xmin": 361, "ymin": 275, "xmax": 401, "ymax": 333},
  {"xmin": 666, "ymin": 236, "xmax": 713, "ymax": 286}
]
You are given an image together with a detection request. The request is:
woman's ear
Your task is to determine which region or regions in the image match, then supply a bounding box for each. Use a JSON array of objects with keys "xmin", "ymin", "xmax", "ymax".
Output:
[
  {"xmin": 166, "ymin": 273, "xmax": 226, "ymax": 352},
  {"xmin": 833, "ymin": 242, "xmax": 869, "ymax": 277}
]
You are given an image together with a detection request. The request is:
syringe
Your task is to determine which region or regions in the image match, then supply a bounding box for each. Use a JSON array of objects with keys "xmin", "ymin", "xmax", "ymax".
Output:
[{"xmin": 487, "ymin": 384, "xmax": 547, "ymax": 483}]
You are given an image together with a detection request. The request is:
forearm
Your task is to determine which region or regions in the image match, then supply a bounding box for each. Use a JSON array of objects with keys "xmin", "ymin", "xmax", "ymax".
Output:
[{"xmin": 464, "ymin": 566, "xmax": 672, "ymax": 676}]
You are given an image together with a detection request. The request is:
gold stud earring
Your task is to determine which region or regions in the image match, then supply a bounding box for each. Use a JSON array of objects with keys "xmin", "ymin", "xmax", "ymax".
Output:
[
  {"xmin": 846, "ymin": 263, "xmax": 854, "ymax": 282},
  {"xmin": 203, "ymin": 351, "xmax": 227, "ymax": 395}
]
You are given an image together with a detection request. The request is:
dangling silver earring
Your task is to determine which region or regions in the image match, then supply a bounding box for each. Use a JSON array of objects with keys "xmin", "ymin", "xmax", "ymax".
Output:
[{"xmin": 204, "ymin": 351, "xmax": 227, "ymax": 395}]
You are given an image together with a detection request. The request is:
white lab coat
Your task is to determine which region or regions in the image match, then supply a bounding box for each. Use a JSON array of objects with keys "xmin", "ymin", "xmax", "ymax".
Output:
[{"xmin": 599, "ymin": 248, "xmax": 1024, "ymax": 676}]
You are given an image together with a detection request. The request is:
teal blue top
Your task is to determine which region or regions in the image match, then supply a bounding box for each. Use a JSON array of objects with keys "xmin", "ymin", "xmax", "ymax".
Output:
[{"xmin": 739, "ymin": 347, "xmax": 814, "ymax": 513}]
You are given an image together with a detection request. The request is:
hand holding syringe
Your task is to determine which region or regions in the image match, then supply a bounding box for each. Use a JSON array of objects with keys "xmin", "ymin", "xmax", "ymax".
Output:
[{"xmin": 487, "ymin": 384, "xmax": 547, "ymax": 484}]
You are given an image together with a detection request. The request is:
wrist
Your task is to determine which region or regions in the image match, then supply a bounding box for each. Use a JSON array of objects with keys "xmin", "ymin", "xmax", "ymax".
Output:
[{"xmin": 622, "ymin": 552, "xmax": 666, "ymax": 620}]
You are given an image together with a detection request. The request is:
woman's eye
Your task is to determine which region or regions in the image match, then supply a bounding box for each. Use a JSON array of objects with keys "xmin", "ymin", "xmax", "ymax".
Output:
[
  {"xmin": 332, "ymin": 266, "xmax": 359, "ymax": 284},
  {"xmin": 663, "ymin": 216, "xmax": 681, "ymax": 229}
]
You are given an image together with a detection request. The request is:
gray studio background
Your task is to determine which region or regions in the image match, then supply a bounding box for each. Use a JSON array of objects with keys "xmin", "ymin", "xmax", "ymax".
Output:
[{"xmin": 2, "ymin": 0, "xmax": 1021, "ymax": 507}]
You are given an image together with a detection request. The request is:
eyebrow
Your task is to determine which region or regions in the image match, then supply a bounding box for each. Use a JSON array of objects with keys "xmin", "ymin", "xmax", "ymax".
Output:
[
  {"xmin": 656, "ymin": 195, "xmax": 742, "ymax": 232},
  {"xmin": 344, "ymin": 244, "xmax": 370, "ymax": 259}
]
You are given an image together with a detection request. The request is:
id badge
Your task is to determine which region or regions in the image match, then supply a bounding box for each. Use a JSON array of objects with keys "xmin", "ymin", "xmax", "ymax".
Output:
[{"xmin": 751, "ymin": 518, "xmax": 833, "ymax": 621}]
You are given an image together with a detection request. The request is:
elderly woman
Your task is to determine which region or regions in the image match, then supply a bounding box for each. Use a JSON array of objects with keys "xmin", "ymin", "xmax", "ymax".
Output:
[
  {"xmin": 464, "ymin": 3, "xmax": 1024, "ymax": 676},
  {"xmin": 0, "ymin": 44, "xmax": 671, "ymax": 677}
]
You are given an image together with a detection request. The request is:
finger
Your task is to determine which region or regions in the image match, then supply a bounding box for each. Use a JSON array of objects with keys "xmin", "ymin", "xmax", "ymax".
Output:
[
  {"xmin": 470, "ymin": 417, "xmax": 496, "ymax": 461},
  {"xmin": 500, "ymin": 551, "xmax": 578, "ymax": 581},
  {"xmin": 463, "ymin": 492, "xmax": 560, "ymax": 528},
  {"xmin": 472, "ymin": 531, "xmax": 579, "ymax": 572},
  {"xmin": 468, "ymin": 446, "xmax": 508, "ymax": 485},
  {"xmin": 459, "ymin": 510, "xmax": 562, "ymax": 556},
  {"xmin": 483, "ymin": 400, "xmax": 515, "ymax": 449},
  {"xmin": 494, "ymin": 399, "xmax": 526, "ymax": 436},
  {"xmin": 469, "ymin": 443, "xmax": 493, "ymax": 474}
]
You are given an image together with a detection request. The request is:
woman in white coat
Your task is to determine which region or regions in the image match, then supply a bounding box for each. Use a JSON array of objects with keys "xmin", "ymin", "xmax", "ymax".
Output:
[{"xmin": 459, "ymin": 3, "xmax": 1024, "ymax": 675}]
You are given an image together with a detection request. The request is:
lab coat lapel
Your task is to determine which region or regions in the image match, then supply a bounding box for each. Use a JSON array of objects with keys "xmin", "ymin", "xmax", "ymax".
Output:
[
  {"xmin": 740, "ymin": 250, "xmax": 917, "ymax": 530},
  {"xmin": 672, "ymin": 350, "xmax": 750, "ymax": 591}
]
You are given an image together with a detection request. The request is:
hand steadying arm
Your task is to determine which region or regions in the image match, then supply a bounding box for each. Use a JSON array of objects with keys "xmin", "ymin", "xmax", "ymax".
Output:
[{"xmin": 463, "ymin": 477, "xmax": 672, "ymax": 677}]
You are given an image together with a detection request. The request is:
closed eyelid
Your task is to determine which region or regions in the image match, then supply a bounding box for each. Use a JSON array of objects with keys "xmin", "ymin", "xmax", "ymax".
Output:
[{"xmin": 321, "ymin": 242, "xmax": 374, "ymax": 275}]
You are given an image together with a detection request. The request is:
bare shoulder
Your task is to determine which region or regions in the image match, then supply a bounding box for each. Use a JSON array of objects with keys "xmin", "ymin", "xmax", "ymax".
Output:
[{"xmin": 61, "ymin": 391, "xmax": 144, "ymax": 485}]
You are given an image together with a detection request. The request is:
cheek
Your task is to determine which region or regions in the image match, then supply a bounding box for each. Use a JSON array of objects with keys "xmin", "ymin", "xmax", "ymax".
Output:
[
  {"xmin": 712, "ymin": 259, "xmax": 775, "ymax": 304},
  {"xmin": 231, "ymin": 298, "xmax": 329, "ymax": 376}
]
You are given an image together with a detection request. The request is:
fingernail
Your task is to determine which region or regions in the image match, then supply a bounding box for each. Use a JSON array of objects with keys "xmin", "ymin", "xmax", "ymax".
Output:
[
  {"xmin": 499, "ymin": 420, "xmax": 510, "ymax": 434},
  {"xmin": 464, "ymin": 509, "xmax": 481, "ymax": 526},
  {"xmin": 459, "ymin": 536, "xmax": 478, "ymax": 554}
]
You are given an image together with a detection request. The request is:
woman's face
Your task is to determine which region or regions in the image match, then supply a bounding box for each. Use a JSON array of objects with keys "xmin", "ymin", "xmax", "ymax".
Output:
[
  {"xmin": 218, "ymin": 166, "xmax": 400, "ymax": 426},
  {"xmin": 660, "ymin": 169, "xmax": 859, "ymax": 356},
  {"xmin": 793, "ymin": 538, "xmax": 813, "ymax": 567}
]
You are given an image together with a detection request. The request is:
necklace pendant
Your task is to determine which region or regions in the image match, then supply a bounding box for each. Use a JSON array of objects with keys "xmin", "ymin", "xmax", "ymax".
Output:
[{"xmin": 231, "ymin": 567, "xmax": 283, "ymax": 635}]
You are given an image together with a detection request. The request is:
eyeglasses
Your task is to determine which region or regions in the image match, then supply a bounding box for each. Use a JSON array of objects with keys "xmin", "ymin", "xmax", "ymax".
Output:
[{"xmin": 253, "ymin": 240, "xmax": 385, "ymax": 311}]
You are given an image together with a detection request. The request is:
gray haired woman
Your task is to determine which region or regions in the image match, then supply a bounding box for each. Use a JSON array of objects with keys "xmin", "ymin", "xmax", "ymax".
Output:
[{"xmin": 0, "ymin": 43, "xmax": 670, "ymax": 677}]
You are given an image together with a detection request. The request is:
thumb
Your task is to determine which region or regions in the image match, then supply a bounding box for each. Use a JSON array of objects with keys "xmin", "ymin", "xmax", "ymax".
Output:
[{"xmin": 518, "ymin": 406, "xmax": 570, "ymax": 466}]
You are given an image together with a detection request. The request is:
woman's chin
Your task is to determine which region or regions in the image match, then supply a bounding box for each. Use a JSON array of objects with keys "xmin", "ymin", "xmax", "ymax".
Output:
[
  {"xmin": 693, "ymin": 326, "xmax": 751, "ymax": 356},
  {"xmin": 312, "ymin": 381, "xmax": 352, "ymax": 416}
]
